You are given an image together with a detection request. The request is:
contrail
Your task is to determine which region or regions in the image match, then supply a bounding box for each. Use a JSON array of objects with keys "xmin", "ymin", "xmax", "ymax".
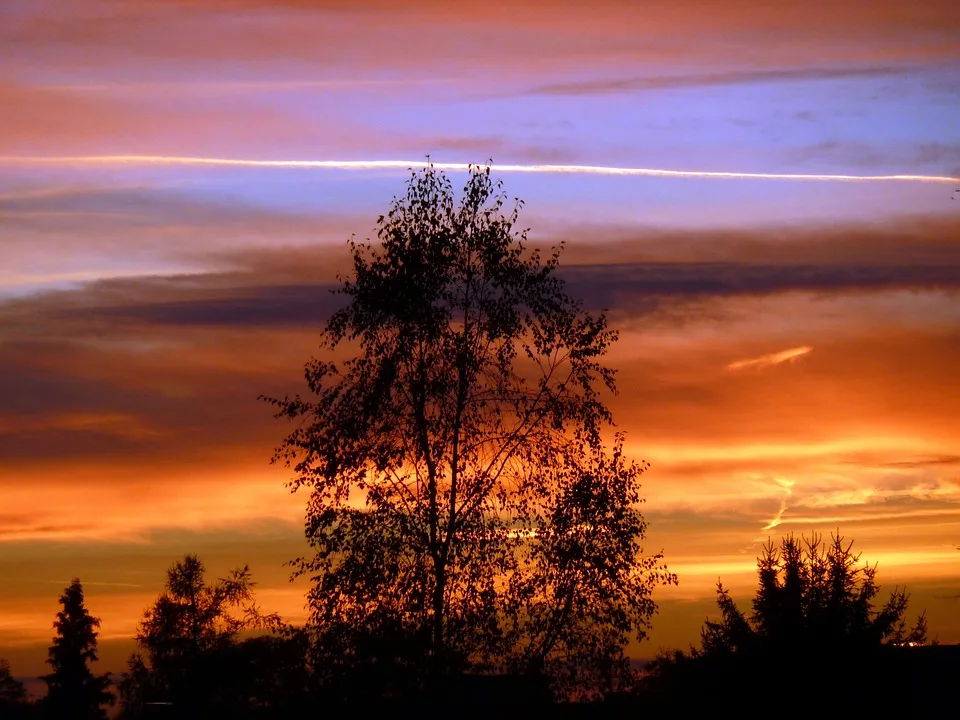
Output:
[
  {"xmin": 727, "ymin": 346, "xmax": 813, "ymax": 371},
  {"xmin": 0, "ymin": 155, "xmax": 958, "ymax": 184},
  {"xmin": 762, "ymin": 479, "xmax": 795, "ymax": 531}
]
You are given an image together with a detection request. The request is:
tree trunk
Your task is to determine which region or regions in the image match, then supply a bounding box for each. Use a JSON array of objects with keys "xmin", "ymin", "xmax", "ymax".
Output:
[{"xmin": 432, "ymin": 556, "xmax": 446, "ymax": 675}]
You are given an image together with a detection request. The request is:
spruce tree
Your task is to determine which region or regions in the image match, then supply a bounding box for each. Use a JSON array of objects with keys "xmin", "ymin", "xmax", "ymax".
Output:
[{"xmin": 42, "ymin": 579, "xmax": 114, "ymax": 719}]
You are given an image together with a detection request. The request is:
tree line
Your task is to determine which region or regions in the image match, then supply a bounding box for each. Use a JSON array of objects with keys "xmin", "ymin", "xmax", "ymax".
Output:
[
  {"xmin": 0, "ymin": 531, "xmax": 939, "ymax": 717},
  {"xmin": 1, "ymin": 164, "xmax": 951, "ymax": 716}
]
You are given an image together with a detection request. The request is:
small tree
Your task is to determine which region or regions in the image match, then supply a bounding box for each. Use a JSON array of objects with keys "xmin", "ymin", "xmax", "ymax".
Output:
[
  {"xmin": 41, "ymin": 579, "xmax": 113, "ymax": 720},
  {"xmin": 0, "ymin": 658, "xmax": 35, "ymax": 720},
  {"xmin": 118, "ymin": 554, "xmax": 281, "ymax": 716},
  {"xmin": 265, "ymin": 163, "xmax": 675, "ymax": 698},
  {"xmin": 0, "ymin": 658, "xmax": 27, "ymax": 705}
]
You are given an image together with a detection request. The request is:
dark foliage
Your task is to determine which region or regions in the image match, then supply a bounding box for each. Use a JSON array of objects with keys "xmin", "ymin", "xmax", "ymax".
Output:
[
  {"xmin": 0, "ymin": 659, "xmax": 27, "ymax": 707},
  {"xmin": 638, "ymin": 532, "xmax": 929, "ymax": 714},
  {"xmin": 40, "ymin": 579, "xmax": 114, "ymax": 720},
  {"xmin": 117, "ymin": 554, "xmax": 306, "ymax": 718},
  {"xmin": 699, "ymin": 532, "xmax": 927, "ymax": 653},
  {"xmin": 264, "ymin": 163, "xmax": 675, "ymax": 700}
]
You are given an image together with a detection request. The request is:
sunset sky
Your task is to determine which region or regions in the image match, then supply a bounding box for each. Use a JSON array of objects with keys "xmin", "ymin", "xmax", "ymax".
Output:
[{"xmin": 1, "ymin": 0, "xmax": 959, "ymax": 676}]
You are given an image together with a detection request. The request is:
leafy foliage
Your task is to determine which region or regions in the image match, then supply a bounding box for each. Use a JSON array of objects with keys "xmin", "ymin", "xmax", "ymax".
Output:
[
  {"xmin": 118, "ymin": 554, "xmax": 284, "ymax": 716},
  {"xmin": 41, "ymin": 579, "xmax": 114, "ymax": 719},
  {"xmin": 265, "ymin": 163, "xmax": 675, "ymax": 699}
]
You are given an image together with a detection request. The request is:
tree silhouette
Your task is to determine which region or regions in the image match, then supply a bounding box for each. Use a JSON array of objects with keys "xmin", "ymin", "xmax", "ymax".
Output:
[
  {"xmin": 265, "ymin": 163, "xmax": 675, "ymax": 699},
  {"xmin": 41, "ymin": 579, "xmax": 114, "ymax": 720},
  {"xmin": 0, "ymin": 658, "xmax": 35, "ymax": 719},
  {"xmin": 699, "ymin": 532, "xmax": 926, "ymax": 654},
  {"xmin": 640, "ymin": 532, "xmax": 927, "ymax": 713},
  {"xmin": 0, "ymin": 658, "xmax": 27, "ymax": 705},
  {"xmin": 118, "ymin": 554, "xmax": 282, "ymax": 717}
]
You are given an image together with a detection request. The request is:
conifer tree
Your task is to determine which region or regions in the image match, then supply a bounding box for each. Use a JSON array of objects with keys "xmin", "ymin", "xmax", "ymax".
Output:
[
  {"xmin": 42, "ymin": 579, "xmax": 114, "ymax": 719},
  {"xmin": 0, "ymin": 658, "xmax": 27, "ymax": 705}
]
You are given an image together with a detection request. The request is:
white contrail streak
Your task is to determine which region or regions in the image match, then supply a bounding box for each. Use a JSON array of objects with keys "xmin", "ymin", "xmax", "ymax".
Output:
[
  {"xmin": 727, "ymin": 346, "xmax": 813, "ymax": 371},
  {"xmin": 762, "ymin": 479, "xmax": 795, "ymax": 531},
  {"xmin": 0, "ymin": 156, "xmax": 958, "ymax": 184}
]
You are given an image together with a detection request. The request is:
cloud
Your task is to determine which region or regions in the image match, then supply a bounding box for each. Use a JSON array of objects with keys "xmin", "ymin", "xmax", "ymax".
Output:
[
  {"xmin": 89, "ymin": 283, "xmax": 345, "ymax": 328},
  {"xmin": 762, "ymin": 478, "xmax": 795, "ymax": 531},
  {"xmin": 0, "ymin": 412, "xmax": 161, "ymax": 439},
  {"xmin": 8, "ymin": 0, "xmax": 957, "ymax": 70},
  {"xmin": 3, "ymin": 260, "xmax": 956, "ymax": 338},
  {"xmin": 4, "ymin": 1, "xmax": 958, "ymax": 133},
  {"xmin": 787, "ymin": 141, "xmax": 960, "ymax": 172},
  {"xmin": 0, "ymin": 80, "xmax": 396, "ymax": 157},
  {"xmin": 41, "ymin": 78, "xmax": 454, "ymax": 96},
  {"xmin": 727, "ymin": 346, "xmax": 813, "ymax": 372},
  {"xmin": 544, "ymin": 216, "xmax": 960, "ymax": 265},
  {"xmin": 0, "ymin": 218, "xmax": 954, "ymax": 491},
  {"xmin": 3, "ymin": 182, "xmax": 958, "ymax": 302},
  {"xmin": 426, "ymin": 136, "xmax": 579, "ymax": 164},
  {"xmin": 780, "ymin": 508, "xmax": 960, "ymax": 526},
  {"xmin": 560, "ymin": 263, "xmax": 960, "ymax": 318},
  {"xmin": 0, "ymin": 473, "xmax": 302, "ymax": 543},
  {"xmin": 878, "ymin": 455, "xmax": 960, "ymax": 469},
  {"xmin": 529, "ymin": 65, "xmax": 909, "ymax": 97}
]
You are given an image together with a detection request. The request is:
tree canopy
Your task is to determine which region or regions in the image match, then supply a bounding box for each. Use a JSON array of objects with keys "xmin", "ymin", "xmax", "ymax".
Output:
[
  {"xmin": 640, "ymin": 532, "xmax": 928, "ymax": 713},
  {"xmin": 700, "ymin": 532, "xmax": 926, "ymax": 655},
  {"xmin": 118, "ymin": 554, "xmax": 283, "ymax": 717},
  {"xmin": 41, "ymin": 579, "xmax": 113, "ymax": 720},
  {"xmin": 265, "ymin": 163, "xmax": 675, "ymax": 699}
]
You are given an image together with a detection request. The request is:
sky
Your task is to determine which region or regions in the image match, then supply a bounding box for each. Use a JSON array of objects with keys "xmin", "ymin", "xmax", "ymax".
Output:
[{"xmin": 1, "ymin": 0, "xmax": 959, "ymax": 676}]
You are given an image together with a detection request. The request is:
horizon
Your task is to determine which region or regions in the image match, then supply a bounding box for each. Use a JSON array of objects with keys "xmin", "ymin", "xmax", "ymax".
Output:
[{"xmin": 1, "ymin": 0, "xmax": 958, "ymax": 682}]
